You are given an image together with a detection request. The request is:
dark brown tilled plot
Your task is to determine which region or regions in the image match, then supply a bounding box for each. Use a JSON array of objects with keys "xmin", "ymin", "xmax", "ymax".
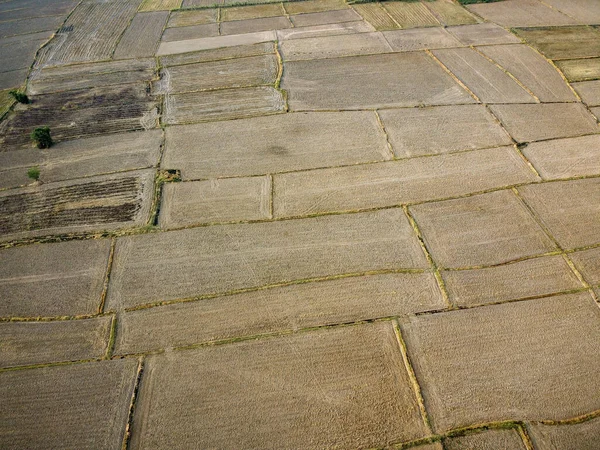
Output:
[
  {"xmin": 0, "ymin": 170, "xmax": 155, "ymax": 242},
  {"xmin": 0, "ymin": 37, "xmax": 52, "ymax": 73},
  {"xmin": 0, "ymin": 68, "xmax": 27, "ymax": 90},
  {"xmin": 0, "ymin": 0, "xmax": 78, "ymax": 21},
  {"xmin": 0, "ymin": 84, "xmax": 159, "ymax": 149}
]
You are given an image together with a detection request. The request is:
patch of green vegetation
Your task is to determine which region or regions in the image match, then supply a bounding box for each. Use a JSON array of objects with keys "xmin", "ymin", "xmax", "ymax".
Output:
[
  {"xmin": 9, "ymin": 90, "xmax": 29, "ymax": 104},
  {"xmin": 157, "ymin": 169, "xmax": 182, "ymax": 183},
  {"xmin": 27, "ymin": 167, "xmax": 40, "ymax": 181},
  {"xmin": 30, "ymin": 126, "xmax": 53, "ymax": 149}
]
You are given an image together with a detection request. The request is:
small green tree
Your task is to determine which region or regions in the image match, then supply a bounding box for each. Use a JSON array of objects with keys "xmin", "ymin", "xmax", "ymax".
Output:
[
  {"xmin": 31, "ymin": 127, "xmax": 53, "ymax": 149},
  {"xmin": 9, "ymin": 90, "xmax": 29, "ymax": 104},
  {"xmin": 27, "ymin": 166, "xmax": 40, "ymax": 181}
]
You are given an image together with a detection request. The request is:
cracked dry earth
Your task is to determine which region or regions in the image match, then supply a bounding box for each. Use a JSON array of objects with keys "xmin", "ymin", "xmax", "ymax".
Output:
[{"xmin": 1, "ymin": 0, "xmax": 600, "ymax": 448}]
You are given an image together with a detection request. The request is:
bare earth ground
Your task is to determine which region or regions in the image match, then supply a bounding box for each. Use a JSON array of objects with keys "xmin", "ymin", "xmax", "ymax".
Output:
[{"xmin": 1, "ymin": 0, "xmax": 600, "ymax": 448}]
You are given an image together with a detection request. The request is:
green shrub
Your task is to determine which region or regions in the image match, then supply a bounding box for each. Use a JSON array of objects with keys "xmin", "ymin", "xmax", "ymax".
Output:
[
  {"xmin": 30, "ymin": 126, "xmax": 53, "ymax": 149},
  {"xmin": 9, "ymin": 90, "xmax": 29, "ymax": 104},
  {"xmin": 27, "ymin": 166, "xmax": 40, "ymax": 181}
]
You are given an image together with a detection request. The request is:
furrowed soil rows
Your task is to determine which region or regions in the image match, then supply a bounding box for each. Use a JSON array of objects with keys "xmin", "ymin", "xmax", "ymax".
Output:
[
  {"xmin": 157, "ymin": 55, "xmax": 278, "ymax": 94},
  {"xmin": 28, "ymin": 59, "xmax": 157, "ymax": 95},
  {"xmin": 163, "ymin": 86, "xmax": 285, "ymax": 124},
  {"xmin": 0, "ymin": 84, "xmax": 159, "ymax": 149},
  {"xmin": 37, "ymin": 0, "xmax": 142, "ymax": 66},
  {"xmin": 0, "ymin": 170, "xmax": 155, "ymax": 241},
  {"xmin": 113, "ymin": 11, "xmax": 169, "ymax": 59}
]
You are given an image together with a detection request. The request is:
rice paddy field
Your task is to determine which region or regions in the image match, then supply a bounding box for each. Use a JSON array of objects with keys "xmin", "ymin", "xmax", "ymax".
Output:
[{"xmin": 1, "ymin": 0, "xmax": 600, "ymax": 448}]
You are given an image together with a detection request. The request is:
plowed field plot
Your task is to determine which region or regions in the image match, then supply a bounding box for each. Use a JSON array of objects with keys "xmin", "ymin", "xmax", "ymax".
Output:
[
  {"xmin": 0, "ymin": 130, "xmax": 162, "ymax": 190},
  {"xmin": 163, "ymin": 86, "xmax": 285, "ymax": 124},
  {"xmin": 35, "ymin": 0, "xmax": 141, "ymax": 66},
  {"xmin": 0, "ymin": 84, "xmax": 159, "ymax": 149},
  {"xmin": 28, "ymin": 59, "xmax": 157, "ymax": 95},
  {"xmin": 0, "ymin": 170, "xmax": 155, "ymax": 242},
  {"xmin": 159, "ymin": 42, "xmax": 275, "ymax": 67},
  {"xmin": 157, "ymin": 55, "xmax": 278, "ymax": 94},
  {"xmin": 167, "ymin": 9, "xmax": 218, "ymax": 28},
  {"xmin": 113, "ymin": 12, "xmax": 169, "ymax": 59}
]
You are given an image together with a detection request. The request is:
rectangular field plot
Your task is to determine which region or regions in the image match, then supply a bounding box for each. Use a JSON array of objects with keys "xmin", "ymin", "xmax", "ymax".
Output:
[
  {"xmin": 113, "ymin": 11, "xmax": 169, "ymax": 59},
  {"xmin": 0, "ymin": 84, "xmax": 159, "ymax": 149},
  {"xmin": 163, "ymin": 86, "xmax": 285, "ymax": 124},
  {"xmin": 161, "ymin": 23, "xmax": 219, "ymax": 42},
  {"xmin": 28, "ymin": 59, "xmax": 157, "ymax": 95},
  {"xmin": 139, "ymin": 0, "xmax": 182, "ymax": 11},
  {"xmin": 157, "ymin": 55, "xmax": 278, "ymax": 93},
  {"xmin": 167, "ymin": 9, "xmax": 218, "ymax": 27},
  {"xmin": 159, "ymin": 42, "xmax": 275, "ymax": 67},
  {"xmin": 36, "ymin": 0, "xmax": 141, "ymax": 66},
  {"xmin": 282, "ymin": 53, "xmax": 475, "ymax": 110},
  {"xmin": 0, "ymin": 170, "xmax": 155, "ymax": 242},
  {"xmin": 0, "ymin": 130, "xmax": 162, "ymax": 190},
  {"xmin": 162, "ymin": 111, "xmax": 389, "ymax": 179},
  {"xmin": 513, "ymin": 26, "xmax": 600, "ymax": 60},
  {"xmin": 107, "ymin": 209, "xmax": 428, "ymax": 308}
]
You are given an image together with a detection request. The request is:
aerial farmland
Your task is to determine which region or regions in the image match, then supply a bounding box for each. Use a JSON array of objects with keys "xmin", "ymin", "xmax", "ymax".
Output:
[{"xmin": 1, "ymin": 0, "xmax": 600, "ymax": 447}]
